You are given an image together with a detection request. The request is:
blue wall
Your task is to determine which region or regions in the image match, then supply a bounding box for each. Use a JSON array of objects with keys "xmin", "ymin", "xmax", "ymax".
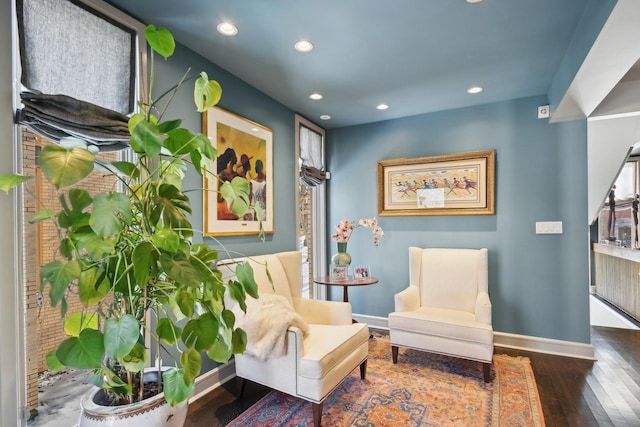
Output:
[
  {"xmin": 153, "ymin": 42, "xmax": 299, "ymax": 257},
  {"xmin": 327, "ymin": 96, "xmax": 590, "ymax": 344},
  {"xmin": 153, "ymin": 41, "xmax": 590, "ymax": 344}
]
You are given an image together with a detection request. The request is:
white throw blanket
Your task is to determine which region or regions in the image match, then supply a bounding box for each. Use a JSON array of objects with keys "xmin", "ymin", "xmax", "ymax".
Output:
[{"xmin": 240, "ymin": 294, "xmax": 310, "ymax": 360}]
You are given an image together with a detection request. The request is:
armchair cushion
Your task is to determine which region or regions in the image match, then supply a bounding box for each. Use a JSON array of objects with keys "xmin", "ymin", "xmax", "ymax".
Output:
[
  {"xmin": 420, "ymin": 248, "xmax": 484, "ymax": 312},
  {"xmin": 244, "ymin": 253, "xmax": 296, "ymax": 306},
  {"xmin": 389, "ymin": 307, "xmax": 493, "ymax": 344},
  {"xmin": 300, "ymin": 324, "xmax": 369, "ymax": 379}
]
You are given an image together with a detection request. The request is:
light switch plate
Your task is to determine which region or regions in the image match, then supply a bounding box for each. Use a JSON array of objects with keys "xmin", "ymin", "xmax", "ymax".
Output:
[{"xmin": 535, "ymin": 221, "xmax": 562, "ymax": 234}]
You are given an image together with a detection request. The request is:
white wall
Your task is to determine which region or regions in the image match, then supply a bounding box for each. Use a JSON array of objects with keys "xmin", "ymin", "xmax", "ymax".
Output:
[
  {"xmin": 0, "ymin": 0, "xmax": 23, "ymax": 425},
  {"xmin": 552, "ymin": 0, "xmax": 640, "ymax": 122}
]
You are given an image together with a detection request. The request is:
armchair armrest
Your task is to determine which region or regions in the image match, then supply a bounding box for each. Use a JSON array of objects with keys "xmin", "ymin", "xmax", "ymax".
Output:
[
  {"xmin": 475, "ymin": 291, "xmax": 492, "ymax": 324},
  {"xmin": 293, "ymin": 297, "xmax": 352, "ymax": 325},
  {"xmin": 288, "ymin": 325, "xmax": 305, "ymax": 356},
  {"xmin": 394, "ymin": 285, "xmax": 420, "ymax": 312}
]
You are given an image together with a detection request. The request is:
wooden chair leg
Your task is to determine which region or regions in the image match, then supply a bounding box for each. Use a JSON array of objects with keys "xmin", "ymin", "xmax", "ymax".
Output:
[
  {"xmin": 237, "ymin": 377, "xmax": 246, "ymax": 399},
  {"xmin": 312, "ymin": 401, "xmax": 323, "ymax": 427},
  {"xmin": 482, "ymin": 362, "xmax": 491, "ymax": 383},
  {"xmin": 392, "ymin": 345, "xmax": 399, "ymax": 364},
  {"xmin": 360, "ymin": 359, "xmax": 368, "ymax": 380}
]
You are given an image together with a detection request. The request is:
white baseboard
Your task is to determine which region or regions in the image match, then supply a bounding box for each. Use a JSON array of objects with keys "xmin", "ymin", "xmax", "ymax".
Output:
[
  {"xmin": 353, "ymin": 313, "xmax": 596, "ymax": 360},
  {"xmin": 190, "ymin": 359, "xmax": 237, "ymax": 404},
  {"xmin": 353, "ymin": 313, "xmax": 390, "ymax": 331},
  {"xmin": 493, "ymin": 331, "xmax": 595, "ymax": 360}
]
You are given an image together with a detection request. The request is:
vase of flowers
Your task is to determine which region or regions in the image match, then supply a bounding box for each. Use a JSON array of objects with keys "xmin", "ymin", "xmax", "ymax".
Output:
[
  {"xmin": 331, "ymin": 217, "xmax": 384, "ymax": 266},
  {"xmin": 332, "ymin": 241, "xmax": 352, "ymax": 266}
]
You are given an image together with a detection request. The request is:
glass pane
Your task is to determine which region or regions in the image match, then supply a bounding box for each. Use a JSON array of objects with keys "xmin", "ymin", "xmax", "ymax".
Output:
[
  {"xmin": 614, "ymin": 162, "xmax": 635, "ymax": 200},
  {"xmin": 299, "ymin": 183, "xmax": 313, "ymax": 298}
]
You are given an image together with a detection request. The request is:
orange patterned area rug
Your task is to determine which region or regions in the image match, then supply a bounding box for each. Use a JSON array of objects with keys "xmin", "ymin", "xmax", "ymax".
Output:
[{"xmin": 228, "ymin": 333, "xmax": 545, "ymax": 426}]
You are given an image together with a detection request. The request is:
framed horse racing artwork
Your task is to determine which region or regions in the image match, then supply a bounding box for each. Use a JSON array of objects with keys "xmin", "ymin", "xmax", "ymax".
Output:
[
  {"xmin": 203, "ymin": 106, "xmax": 274, "ymax": 236},
  {"xmin": 377, "ymin": 150, "xmax": 495, "ymax": 216}
]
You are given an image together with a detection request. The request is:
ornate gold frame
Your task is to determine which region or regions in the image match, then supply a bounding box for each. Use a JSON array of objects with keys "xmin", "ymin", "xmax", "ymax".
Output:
[{"xmin": 377, "ymin": 150, "xmax": 495, "ymax": 216}]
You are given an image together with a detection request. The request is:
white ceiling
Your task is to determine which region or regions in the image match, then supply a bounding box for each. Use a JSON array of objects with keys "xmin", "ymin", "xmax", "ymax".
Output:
[{"xmin": 104, "ymin": 0, "xmax": 613, "ymax": 129}]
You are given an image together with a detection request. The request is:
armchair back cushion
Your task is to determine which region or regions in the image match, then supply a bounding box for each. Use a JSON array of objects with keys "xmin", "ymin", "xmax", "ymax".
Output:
[
  {"xmin": 417, "ymin": 247, "xmax": 488, "ymax": 313},
  {"xmin": 241, "ymin": 251, "xmax": 299, "ymax": 307}
]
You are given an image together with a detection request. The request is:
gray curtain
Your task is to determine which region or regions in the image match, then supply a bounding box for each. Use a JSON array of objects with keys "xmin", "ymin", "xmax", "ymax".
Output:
[
  {"xmin": 16, "ymin": 0, "xmax": 136, "ymax": 151},
  {"xmin": 19, "ymin": 92, "xmax": 130, "ymax": 151}
]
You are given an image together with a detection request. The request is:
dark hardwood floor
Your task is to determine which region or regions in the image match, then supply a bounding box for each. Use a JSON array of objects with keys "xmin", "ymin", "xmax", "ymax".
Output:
[{"xmin": 185, "ymin": 326, "xmax": 640, "ymax": 426}]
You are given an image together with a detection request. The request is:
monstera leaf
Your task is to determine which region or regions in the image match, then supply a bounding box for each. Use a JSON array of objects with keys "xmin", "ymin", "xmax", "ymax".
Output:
[{"xmin": 39, "ymin": 144, "xmax": 95, "ymax": 190}]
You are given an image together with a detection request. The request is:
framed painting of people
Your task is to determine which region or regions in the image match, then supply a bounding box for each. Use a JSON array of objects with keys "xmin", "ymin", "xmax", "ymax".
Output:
[
  {"xmin": 377, "ymin": 150, "xmax": 495, "ymax": 216},
  {"xmin": 203, "ymin": 106, "xmax": 273, "ymax": 236}
]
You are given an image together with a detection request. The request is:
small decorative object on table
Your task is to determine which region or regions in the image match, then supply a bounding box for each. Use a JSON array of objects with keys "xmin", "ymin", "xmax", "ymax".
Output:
[
  {"xmin": 330, "ymin": 264, "xmax": 349, "ymax": 281},
  {"xmin": 353, "ymin": 265, "xmax": 370, "ymax": 279},
  {"xmin": 331, "ymin": 217, "xmax": 384, "ymax": 267}
]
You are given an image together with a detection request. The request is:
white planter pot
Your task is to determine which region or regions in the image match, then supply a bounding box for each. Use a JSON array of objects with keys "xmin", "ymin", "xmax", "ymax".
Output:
[{"xmin": 77, "ymin": 369, "xmax": 189, "ymax": 427}]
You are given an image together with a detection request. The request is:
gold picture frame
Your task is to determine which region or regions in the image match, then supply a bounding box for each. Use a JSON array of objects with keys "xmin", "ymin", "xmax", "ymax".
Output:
[
  {"xmin": 377, "ymin": 150, "xmax": 495, "ymax": 216},
  {"xmin": 203, "ymin": 106, "xmax": 273, "ymax": 236}
]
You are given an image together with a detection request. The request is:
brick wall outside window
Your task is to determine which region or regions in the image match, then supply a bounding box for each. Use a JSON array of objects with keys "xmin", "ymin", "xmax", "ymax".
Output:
[{"xmin": 21, "ymin": 130, "xmax": 119, "ymax": 412}]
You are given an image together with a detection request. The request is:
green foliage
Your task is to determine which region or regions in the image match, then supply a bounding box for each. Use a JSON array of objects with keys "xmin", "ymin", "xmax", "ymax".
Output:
[
  {"xmin": 162, "ymin": 368, "xmax": 194, "ymax": 407},
  {"xmin": 194, "ymin": 71, "xmax": 222, "ymax": 112},
  {"xmin": 39, "ymin": 145, "xmax": 95, "ymax": 189},
  {"xmin": 0, "ymin": 24, "xmax": 263, "ymax": 407},
  {"xmin": 145, "ymin": 25, "xmax": 175, "ymax": 59},
  {"xmin": 0, "ymin": 173, "xmax": 31, "ymax": 194}
]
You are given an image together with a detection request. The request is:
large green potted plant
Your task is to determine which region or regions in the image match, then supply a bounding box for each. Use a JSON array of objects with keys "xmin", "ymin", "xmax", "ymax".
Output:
[{"xmin": 1, "ymin": 25, "xmax": 260, "ymax": 426}]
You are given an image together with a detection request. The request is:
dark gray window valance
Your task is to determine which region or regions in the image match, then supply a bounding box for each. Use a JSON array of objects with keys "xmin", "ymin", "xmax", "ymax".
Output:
[
  {"xmin": 300, "ymin": 165, "xmax": 326, "ymax": 187},
  {"xmin": 19, "ymin": 91, "xmax": 130, "ymax": 151},
  {"xmin": 16, "ymin": 0, "xmax": 137, "ymax": 151},
  {"xmin": 299, "ymin": 125, "xmax": 326, "ymax": 187}
]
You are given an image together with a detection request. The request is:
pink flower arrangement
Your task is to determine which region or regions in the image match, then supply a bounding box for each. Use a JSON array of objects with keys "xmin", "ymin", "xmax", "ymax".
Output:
[{"xmin": 332, "ymin": 217, "xmax": 384, "ymax": 246}]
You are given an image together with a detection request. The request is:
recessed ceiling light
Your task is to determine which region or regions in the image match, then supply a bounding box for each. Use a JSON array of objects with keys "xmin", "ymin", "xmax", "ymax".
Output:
[
  {"xmin": 294, "ymin": 40, "xmax": 314, "ymax": 53},
  {"xmin": 467, "ymin": 86, "xmax": 483, "ymax": 94},
  {"xmin": 466, "ymin": 0, "xmax": 483, "ymax": 3},
  {"xmin": 376, "ymin": 103, "xmax": 389, "ymax": 110},
  {"xmin": 320, "ymin": 115, "xmax": 331, "ymax": 120},
  {"xmin": 309, "ymin": 93, "xmax": 323, "ymax": 100},
  {"xmin": 217, "ymin": 22, "xmax": 238, "ymax": 36}
]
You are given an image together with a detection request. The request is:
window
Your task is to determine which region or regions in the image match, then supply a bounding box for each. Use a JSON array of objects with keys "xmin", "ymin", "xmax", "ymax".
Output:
[
  {"xmin": 295, "ymin": 115, "xmax": 327, "ymax": 299},
  {"xmin": 599, "ymin": 160, "xmax": 640, "ymax": 247},
  {"xmin": 13, "ymin": 0, "xmax": 146, "ymax": 419},
  {"xmin": 613, "ymin": 161, "xmax": 637, "ymax": 200}
]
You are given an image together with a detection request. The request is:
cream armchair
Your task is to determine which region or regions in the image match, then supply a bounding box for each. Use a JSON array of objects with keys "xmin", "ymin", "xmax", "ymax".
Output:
[
  {"xmin": 388, "ymin": 247, "xmax": 493, "ymax": 382},
  {"xmin": 231, "ymin": 251, "xmax": 369, "ymax": 427}
]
